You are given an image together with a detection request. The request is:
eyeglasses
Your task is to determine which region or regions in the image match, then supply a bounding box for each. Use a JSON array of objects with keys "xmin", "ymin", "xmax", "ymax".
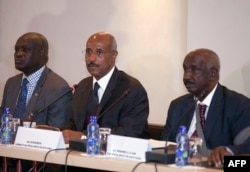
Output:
[{"xmin": 84, "ymin": 48, "xmax": 112, "ymax": 57}]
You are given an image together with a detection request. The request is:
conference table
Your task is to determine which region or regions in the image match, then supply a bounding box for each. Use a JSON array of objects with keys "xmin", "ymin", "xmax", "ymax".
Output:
[{"xmin": 0, "ymin": 144, "xmax": 223, "ymax": 172}]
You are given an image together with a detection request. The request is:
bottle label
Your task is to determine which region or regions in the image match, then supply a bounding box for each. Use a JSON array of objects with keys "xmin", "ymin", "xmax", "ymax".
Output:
[
  {"xmin": 2, "ymin": 128, "xmax": 12, "ymax": 144},
  {"xmin": 175, "ymin": 147, "xmax": 189, "ymax": 166},
  {"xmin": 86, "ymin": 137, "xmax": 100, "ymax": 155},
  {"xmin": 1, "ymin": 111, "xmax": 13, "ymax": 144},
  {"xmin": 175, "ymin": 132, "xmax": 189, "ymax": 166}
]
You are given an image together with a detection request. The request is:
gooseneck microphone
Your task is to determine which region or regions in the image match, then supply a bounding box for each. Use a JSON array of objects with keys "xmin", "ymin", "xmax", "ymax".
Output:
[
  {"xmin": 163, "ymin": 98, "xmax": 197, "ymax": 152},
  {"xmin": 68, "ymin": 89, "xmax": 130, "ymax": 152},
  {"xmin": 28, "ymin": 84, "xmax": 78, "ymax": 127},
  {"xmin": 163, "ymin": 90, "xmax": 209, "ymax": 149},
  {"xmin": 146, "ymin": 93, "xmax": 204, "ymax": 164},
  {"xmin": 97, "ymin": 89, "xmax": 130, "ymax": 119}
]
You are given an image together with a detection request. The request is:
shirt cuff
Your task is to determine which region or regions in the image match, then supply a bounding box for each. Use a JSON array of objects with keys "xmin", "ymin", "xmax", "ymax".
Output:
[{"xmin": 223, "ymin": 146, "xmax": 234, "ymax": 155}]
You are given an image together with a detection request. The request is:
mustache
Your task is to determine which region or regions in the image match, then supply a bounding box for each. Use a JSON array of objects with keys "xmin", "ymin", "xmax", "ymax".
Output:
[
  {"xmin": 183, "ymin": 79, "xmax": 195, "ymax": 85},
  {"xmin": 87, "ymin": 62, "xmax": 99, "ymax": 67}
]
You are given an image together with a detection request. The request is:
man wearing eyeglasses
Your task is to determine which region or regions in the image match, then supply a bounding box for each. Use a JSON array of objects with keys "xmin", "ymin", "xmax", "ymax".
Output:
[{"xmin": 63, "ymin": 32, "xmax": 150, "ymax": 144}]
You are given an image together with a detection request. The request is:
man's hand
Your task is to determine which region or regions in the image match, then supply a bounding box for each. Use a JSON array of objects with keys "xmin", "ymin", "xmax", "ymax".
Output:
[
  {"xmin": 208, "ymin": 146, "xmax": 232, "ymax": 167},
  {"xmin": 62, "ymin": 130, "xmax": 82, "ymax": 144}
]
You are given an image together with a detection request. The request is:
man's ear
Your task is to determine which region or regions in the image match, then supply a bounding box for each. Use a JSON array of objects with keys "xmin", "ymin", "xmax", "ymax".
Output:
[
  {"xmin": 209, "ymin": 68, "xmax": 218, "ymax": 79},
  {"xmin": 40, "ymin": 49, "xmax": 48, "ymax": 62},
  {"xmin": 111, "ymin": 50, "xmax": 118, "ymax": 61},
  {"xmin": 112, "ymin": 50, "xmax": 118, "ymax": 56},
  {"xmin": 40, "ymin": 49, "xmax": 45, "ymax": 57}
]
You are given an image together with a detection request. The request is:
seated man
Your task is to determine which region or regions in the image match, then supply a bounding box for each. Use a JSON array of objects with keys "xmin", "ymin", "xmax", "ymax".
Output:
[
  {"xmin": 161, "ymin": 48, "xmax": 250, "ymax": 167},
  {"xmin": 1, "ymin": 32, "xmax": 72, "ymax": 171},
  {"xmin": 63, "ymin": 32, "xmax": 150, "ymax": 143},
  {"xmin": 2, "ymin": 32, "xmax": 72, "ymax": 127}
]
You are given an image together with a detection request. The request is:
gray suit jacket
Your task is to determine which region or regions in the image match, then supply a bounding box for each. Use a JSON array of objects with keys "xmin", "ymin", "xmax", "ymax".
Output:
[
  {"xmin": 1, "ymin": 67, "xmax": 72, "ymax": 128},
  {"xmin": 161, "ymin": 84, "xmax": 250, "ymax": 155}
]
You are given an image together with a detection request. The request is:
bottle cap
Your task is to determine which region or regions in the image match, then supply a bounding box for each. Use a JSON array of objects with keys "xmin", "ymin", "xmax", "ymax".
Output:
[
  {"xmin": 179, "ymin": 125, "xmax": 187, "ymax": 134},
  {"xmin": 89, "ymin": 116, "xmax": 97, "ymax": 123},
  {"xmin": 3, "ymin": 107, "xmax": 11, "ymax": 114}
]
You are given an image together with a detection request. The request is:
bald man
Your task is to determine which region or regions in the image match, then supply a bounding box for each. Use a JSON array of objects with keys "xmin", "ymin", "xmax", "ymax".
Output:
[
  {"xmin": 63, "ymin": 32, "xmax": 149, "ymax": 143},
  {"xmin": 161, "ymin": 48, "xmax": 250, "ymax": 167}
]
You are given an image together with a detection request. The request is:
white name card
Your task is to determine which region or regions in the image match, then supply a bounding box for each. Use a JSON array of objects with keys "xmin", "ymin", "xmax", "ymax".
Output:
[
  {"xmin": 106, "ymin": 135, "xmax": 151, "ymax": 162},
  {"xmin": 14, "ymin": 126, "xmax": 66, "ymax": 150}
]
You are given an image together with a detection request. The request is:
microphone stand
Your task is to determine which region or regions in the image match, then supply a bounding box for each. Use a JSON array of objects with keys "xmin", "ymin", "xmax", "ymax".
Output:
[{"xmin": 27, "ymin": 85, "xmax": 76, "ymax": 128}]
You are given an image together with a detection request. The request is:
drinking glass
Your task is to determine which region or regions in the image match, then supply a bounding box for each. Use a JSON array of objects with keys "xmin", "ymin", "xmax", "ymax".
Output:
[
  {"xmin": 11, "ymin": 118, "xmax": 21, "ymax": 143},
  {"xmin": 99, "ymin": 127, "xmax": 111, "ymax": 155},
  {"xmin": 189, "ymin": 137, "xmax": 203, "ymax": 166}
]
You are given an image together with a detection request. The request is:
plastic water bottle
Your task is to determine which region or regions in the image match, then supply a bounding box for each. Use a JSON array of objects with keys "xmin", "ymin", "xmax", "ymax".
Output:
[
  {"xmin": 1, "ymin": 107, "xmax": 13, "ymax": 144},
  {"xmin": 86, "ymin": 116, "xmax": 100, "ymax": 155},
  {"xmin": 175, "ymin": 125, "xmax": 190, "ymax": 167}
]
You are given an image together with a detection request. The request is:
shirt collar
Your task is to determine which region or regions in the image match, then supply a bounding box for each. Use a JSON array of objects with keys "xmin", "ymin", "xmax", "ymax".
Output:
[
  {"xmin": 23, "ymin": 66, "xmax": 46, "ymax": 86},
  {"xmin": 93, "ymin": 66, "xmax": 115, "ymax": 90},
  {"xmin": 198, "ymin": 84, "xmax": 218, "ymax": 107}
]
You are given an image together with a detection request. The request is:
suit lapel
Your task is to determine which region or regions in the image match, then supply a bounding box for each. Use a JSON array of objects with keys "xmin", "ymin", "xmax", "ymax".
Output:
[
  {"xmin": 182, "ymin": 96, "xmax": 196, "ymax": 128},
  {"xmin": 78, "ymin": 80, "xmax": 92, "ymax": 128},
  {"xmin": 11, "ymin": 75, "xmax": 23, "ymax": 114},
  {"xmin": 23, "ymin": 67, "xmax": 49, "ymax": 119},
  {"xmin": 204, "ymin": 84, "xmax": 224, "ymax": 138},
  {"xmin": 97, "ymin": 68, "xmax": 118, "ymax": 118}
]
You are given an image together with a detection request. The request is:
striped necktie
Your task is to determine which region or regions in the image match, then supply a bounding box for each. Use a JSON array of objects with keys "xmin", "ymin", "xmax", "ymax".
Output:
[
  {"xmin": 198, "ymin": 104, "xmax": 207, "ymax": 129},
  {"xmin": 191, "ymin": 104, "xmax": 207, "ymax": 138}
]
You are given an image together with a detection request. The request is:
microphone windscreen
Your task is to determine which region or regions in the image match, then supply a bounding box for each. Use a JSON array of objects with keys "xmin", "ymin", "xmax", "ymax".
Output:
[{"xmin": 71, "ymin": 84, "xmax": 78, "ymax": 91}]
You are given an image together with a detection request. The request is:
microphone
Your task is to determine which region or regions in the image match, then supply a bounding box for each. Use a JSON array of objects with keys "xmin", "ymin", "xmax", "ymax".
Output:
[
  {"xmin": 69, "ymin": 89, "xmax": 130, "ymax": 152},
  {"xmin": 146, "ymin": 95, "xmax": 198, "ymax": 164},
  {"xmin": 97, "ymin": 89, "xmax": 130, "ymax": 119},
  {"xmin": 162, "ymin": 89, "xmax": 207, "ymax": 141},
  {"xmin": 164, "ymin": 98, "xmax": 197, "ymax": 150},
  {"xmin": 28, "ymin": 84, "xmax": 77, "ymax": 127},
  {"xmin": 0, "ymin": 107, "xmax": 4, "ymax": 116},
  {"xmin": 146, "ymin": 91, "xmax": 209, "ymax": 164}
]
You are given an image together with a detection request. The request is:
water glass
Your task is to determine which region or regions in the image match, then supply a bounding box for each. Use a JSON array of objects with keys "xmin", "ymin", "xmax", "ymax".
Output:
[
  {"xmin": 99, "ymin": 127, "xmax": 111, "ymax": 155},
  {"xmin": 11, "ymin": 118, "xmax": 21, "ymax": 143},
  {"xmin": 23, "ymin": 121, "xmax": 36, "ymax": 128},
  {"xmin": 189, "ymin": 137, "xmax": 203, "ymax": 166}
]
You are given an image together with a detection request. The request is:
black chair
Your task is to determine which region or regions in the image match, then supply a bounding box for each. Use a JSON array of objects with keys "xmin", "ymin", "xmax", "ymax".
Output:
[{"xmin": 148, "ymin": 123, "xmax": 164, "ymax": 140}]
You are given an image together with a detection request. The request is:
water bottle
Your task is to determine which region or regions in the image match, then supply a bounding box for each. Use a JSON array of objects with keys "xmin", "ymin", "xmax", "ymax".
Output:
[
  {"xmin": 175, "ymin": 125, "xmax": 190, "ymax": 167},
  {"xmin": 1, "ymin": 107, "xmax": 13, "ymax": 144},
  {"xmin": 86, "ymin": 116, "xmax": 100, "ymax": 155}
]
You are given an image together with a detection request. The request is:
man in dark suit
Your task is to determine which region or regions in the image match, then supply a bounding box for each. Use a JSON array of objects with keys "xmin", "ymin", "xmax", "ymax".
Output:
[
  {"xmin": 1, "ymin": 32, "xmax": 72, "ymax": 171},
  {"xmin": 63, "ymin": 32, "xmax": 149, "ymax": 144},
  {"xmin": 161, "ymin": 48, "xmax": 250, "ymax": 167}
]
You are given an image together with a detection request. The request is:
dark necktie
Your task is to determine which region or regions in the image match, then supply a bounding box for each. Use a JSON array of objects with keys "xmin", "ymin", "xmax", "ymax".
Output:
[
  {"xmin": 85, "ymin": 82, "xmax": 100, "ymax": 129},
  {"xmin": 191, "ymin": 104, "xmax": 207, "ymax": 138},
  {"xmin": 14, "ymin": 78, "xmax": 29, "ymax": 119}
]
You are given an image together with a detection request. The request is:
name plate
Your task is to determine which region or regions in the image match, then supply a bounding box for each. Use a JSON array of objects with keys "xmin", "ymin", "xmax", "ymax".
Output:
[
  {"xmin": 14, "ymin": 126, "xmax": 66, "ymax": 150},
  {"xmin": 106, "ymin": 135, "xmax": 150, "ymax": 162}
]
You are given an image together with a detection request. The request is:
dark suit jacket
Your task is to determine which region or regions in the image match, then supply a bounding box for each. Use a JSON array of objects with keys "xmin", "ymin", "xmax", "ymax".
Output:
[
  {"xmin": 1, "ymin": 67, "xmax": 72, "ymax": 128},
  {"xmin": 161, "ymin": 83, "xmax": 250, "ymax": 155},
  {"xmin": 69, "ymin": 67, "xmax": 149, "ymax": 139}
]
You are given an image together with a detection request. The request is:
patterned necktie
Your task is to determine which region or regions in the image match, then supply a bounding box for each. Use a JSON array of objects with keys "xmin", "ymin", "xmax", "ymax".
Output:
[
  {"xmin": 198, "ymin": 104, "xmax": 207, "ymax": 129},
  {"xmin": 85, "ymin": 82, "xmax": 100, "ymax": 129},
  {"xmin": 191, "ymin": 104, "xmax": 207, "ymax": 138},
  {"xmin": 14, "ymin": 78, "xmax": 29, "ymax": 119}
]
